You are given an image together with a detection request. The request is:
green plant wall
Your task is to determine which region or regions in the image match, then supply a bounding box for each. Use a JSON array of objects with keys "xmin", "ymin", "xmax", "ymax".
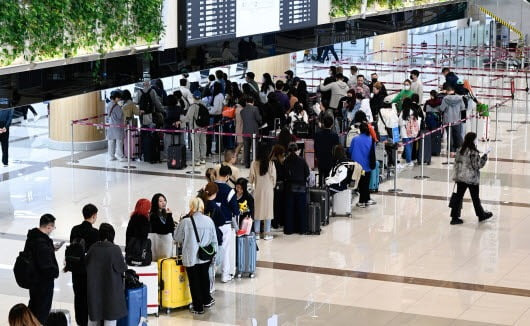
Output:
[
  {"xmin": 0, "ymin": 0, "xmax": 164, "ymax": 66},
  {"xmin": 330, "ymin": 0, "xmax": 447, "ymax": 18}
]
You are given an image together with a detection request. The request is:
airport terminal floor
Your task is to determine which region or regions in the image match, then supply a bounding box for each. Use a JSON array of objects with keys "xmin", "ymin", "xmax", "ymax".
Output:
[{"xmin": 2, "ymin": 73, "xmax": 530, "ymax": 326}]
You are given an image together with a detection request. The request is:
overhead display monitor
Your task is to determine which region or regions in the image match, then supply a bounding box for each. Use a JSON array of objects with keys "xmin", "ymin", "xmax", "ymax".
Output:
[{"xmin": 182, "ymin": 0, "xmax": 318, "ymax": 46}]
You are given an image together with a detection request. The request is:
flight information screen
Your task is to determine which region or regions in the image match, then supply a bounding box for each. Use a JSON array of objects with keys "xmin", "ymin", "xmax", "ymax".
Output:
[{"xmin": 183, "ymin": 0, "xmax": 318, "ymax": 46}]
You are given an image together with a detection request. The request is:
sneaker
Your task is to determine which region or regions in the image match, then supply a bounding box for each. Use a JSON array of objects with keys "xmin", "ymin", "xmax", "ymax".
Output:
[
  {"xmin": 479, "ymin": 211, "xmax": 493, "ymax": 222},
  {"xmin": 406, "ymin": 162, "xmax": 414, "ymax": 167},
  {"xmin": 396, "ymin": 164, "xmax": 405, "ymax": 170},
  {"xmin": 108, "ymin": 157, "xmax": 117, "ymax": 161},
  {"xmin": 221, "ymin": 276, "xmax": 232, "ymax": 283},
  {"xmin": 200, "ymin": 160, "xmax": 206, "ymax": 165},
  {"xmin": 356, "ymin": 202, "xmax": 367, "ymax": 208},
  {"xmin": 189, "ymin": 307, "xmax": 205, "ymax": 315},
  {"xmin": 367, "ymin": 199, "xmax": 377, "ymax": 206},
  {"xmin": 263, "ymin": 235, "xmax": 273, "ymax": 240},
  {"xmin": 255, "ymin": 234, "xmax": 261, "ymax": 240},
  {"xmin": 450, "ymin": 218, "xmax": 464, "ymax": 225},
  {"xmin": 195, "ymin": 161, "xmax": 201, "ymax": 166},
  {"xmin": 204, "ymin": 299, "xmax": 216, "ymax": 308}
]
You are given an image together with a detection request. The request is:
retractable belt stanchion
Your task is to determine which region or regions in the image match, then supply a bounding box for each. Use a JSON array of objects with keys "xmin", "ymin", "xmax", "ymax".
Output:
[
  {"xmin": 218, "ymin": 123, "xmax": 223, "ymax": 164},
  {"xmin": 252, "ymin": 133, "xmax": 257, "ymax": 162},
  {"xmin": 492, "ymin": 103, "xmax": 501, "ymax": 142},
  {"xmin": 186, "ymin": 129, "xmax": 200, "ymax": 175},
  {"xmin": 388, "ymin": 145, "xmax": 402, "ymax": 193},
  {"xmin": 70, "ymin": 120, "xmax": 78, "ymax": 164},
  {"xmin": 442, "ymin": 122, "xmax": 453, "ymax": 165},
  {"xmin": 414, "ymin": 133, "xmax": 430, "ymax": 180},
  {"xmin": 123, "ymin": 123, "xmax": 136, "ymax": 169}
]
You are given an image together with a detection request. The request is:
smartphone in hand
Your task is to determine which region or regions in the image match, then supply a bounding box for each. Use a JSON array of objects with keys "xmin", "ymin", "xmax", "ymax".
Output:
[{"xmin": 53, "ymin": 241, "xmax": 65, "ymax": 251}]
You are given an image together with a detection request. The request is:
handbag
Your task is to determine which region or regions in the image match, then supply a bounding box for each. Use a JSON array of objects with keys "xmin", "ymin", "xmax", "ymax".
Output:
[
  {"xmin": 189, "ymin": 215, "xmax": 216, "ymax": 261},
  {"xmin": 448, "ymin": 183, "xmax": 462, "ymax": 209},
  {"xmin": 222, "ymin": 106, "xmax": 236, "ymax": 119},
  {"xmin": 125, "ymin": 237, "xmax": 152, "ymax": 266}
]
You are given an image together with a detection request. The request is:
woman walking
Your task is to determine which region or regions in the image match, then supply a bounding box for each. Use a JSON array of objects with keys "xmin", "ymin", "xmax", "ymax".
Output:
[{"xmin": 450, "ymin": 132, "xmax": 493, "ymax": 225}]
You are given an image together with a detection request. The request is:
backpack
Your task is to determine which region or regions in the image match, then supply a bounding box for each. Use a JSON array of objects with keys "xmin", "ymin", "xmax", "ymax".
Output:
[
  {"xmin": 293, "ymin": 119, "xmax": 309, "ymax": 138},
  {"xmin": 346, "ymin": 127, "xmax": 359, "ymax": 147},
  {"xmin": 64, "ymin": 238, "xmax": 86, "ymax": 273},
  {"xmin": 195, "ymin": 103, "xmax": 210, "ymax": 127},
  {"xmin": 125, "ymin": 238, "xmax": 152, "ymax": 266},
  {"xmin": 425, "ymin": 112, "xmax": 440, "ymax": 130},
  {"xmin": 14, "ymin": 248, "xmax": 36, "ymax": 289},
  {"xmin": 124, "ymin": 269, "xmax": 143, "ymax": 289},
  {"xmin": 328, "ymin": 161, "xmax": 354, "ymax": 191},
  {"xmin": 139, "ymin": 88, "xmax": 155, "ymax": 114},
  {"xmin": 405, "ymin": 116, "xmax": 419, "ymax": 138}
]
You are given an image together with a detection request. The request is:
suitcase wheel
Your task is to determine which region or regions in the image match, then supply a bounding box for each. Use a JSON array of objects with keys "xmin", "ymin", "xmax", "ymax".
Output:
[
  {"xmin": 236, "ymin": 273, "xmax": 242, "ymax": 279},
  {"xmin": 249, "ymin": 273, "xmax": 255, "ymax": 278}
]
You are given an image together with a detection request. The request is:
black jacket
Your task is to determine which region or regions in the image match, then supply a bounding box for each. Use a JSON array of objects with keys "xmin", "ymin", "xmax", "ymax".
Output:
[
  {"xmin": 273, "ymin": 160, "xmax": 288, "ymax": 183},
  {"xmin": 204, "ymin": 200, "xmax": 224, "ymax": 245},
  {"xmin": 149, "ymin": 211, "xmax": 175, "ymax": 235},
  {"xmin": 70, "ymin": 221, "xmax": 99, "ymax": 253},
  {"xmin": 24, "ymin": 228, "xmax": 59, "ymax": 282},
  {"xmin": 285, "ymin": 153, "xmax": 310, "ymax": 191},
  {"xmin": 314, "ymin": 129, "xmax": 340, "ymax": 175},
  {"xmin": 370, "ymin": 91, "xmax": 388, "ymax": 121},
  {"xmin": 125, "ymin": 214, "xmax": 150, "ymax": 249}
]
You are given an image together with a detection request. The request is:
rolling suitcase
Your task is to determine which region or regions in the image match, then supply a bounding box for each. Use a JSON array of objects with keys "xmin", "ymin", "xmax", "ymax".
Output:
[
  {"xmin": 117, "ymin": 285, "xmax": 148, "ymax": 326},
  {"xmin": 158, "ymin": 257, "xmax": 192, "ymax": 312},
  {"xmin": 369, "ymin": 161, "xmax": 380, "ymax": 192},
  {"xmin": 304, "ymin": 139, "xmax": 315, "ymax": 170},
  {"xmin": 431, "ymin": 130, "xmax": 442, "ymax": 156},
  {"xmin": 167, "ymin": 144, "xmax": 186, "ymax": 169},
  {"xmin": 141, "ymin": 131, "xmax": 161, "ymax": 163},
  {"xmin": 417, "ymin": 130, "xmax": 432, "ymax": 165},
  {"xmin": 309, "ymin": 187, "xmax": 330, "ymax": 226},
  {"xmin": 307, "ymin": 202, "xmax": 321, "ymax": 234},
  {"xmin": 129, "ymin": 263, "xmax": 159, "ymax": 316},
  {"xmin": 236, "ymin": 233, "xmax": 257, "ymax": 278},
  {"xmin": 332, "ymin": 188, "xmax": 352, "ymax": 217}
]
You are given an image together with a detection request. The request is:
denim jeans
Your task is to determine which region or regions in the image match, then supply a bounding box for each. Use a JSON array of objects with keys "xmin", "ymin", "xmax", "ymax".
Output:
[
  {"xmin": 254, "ymin": 220, "xmax": 271, "ymax": 234},
  {"xmin": 402, "ymin": 138, "xmax": 412, "ymax": 163}
]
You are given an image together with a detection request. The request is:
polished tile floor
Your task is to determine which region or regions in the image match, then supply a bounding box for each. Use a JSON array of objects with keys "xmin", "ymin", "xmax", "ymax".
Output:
[{"xmin": 2, "ymin": 74, "xmax": 530, "ymax": 325}]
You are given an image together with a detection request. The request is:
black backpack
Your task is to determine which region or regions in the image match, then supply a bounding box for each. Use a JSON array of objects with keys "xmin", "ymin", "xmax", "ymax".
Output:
[
  {"xmin": 14, "ymin": 248, "xmax": 36, "ymax": 289},
  {"xmin": 64, "ymin": 238, "xmax": 86, "ymax": 273},
  {"xmin": 195, "ymin": 103, "xmax": 210, "ymax": 127},
  {"xmin": 124, "ymin": 269, "xmax": 143, "ymax": 289},
  {"xmin": 139, "ymin": 89, "xmax": 155, "ymax": 114},
  {"xmin": 125, "ymin": 237, "xmax": 152, "ymax": 267},
  {"xmin": 293, "ymin": 120, "xmax": 309, "ymax": 138}
]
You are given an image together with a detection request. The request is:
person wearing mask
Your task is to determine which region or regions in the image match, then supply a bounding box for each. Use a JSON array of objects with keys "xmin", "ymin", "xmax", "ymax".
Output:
[
  {"xmin": 0, "ymin": 108, "xmax": 14, "ymax": 167},
  {"xmin": 260, "ymin": 73, "xmax": 275, "ymax": 103},
  {"xmin": 149, "ymin": 193, "xmax": 175, "ymax": 261},
  {"xmin": 69, "ymin": 204, "xmax": 100, "ymax": 326},
  {"xmin": 106, "ymin": 91, "xmax": 126, "ymax": 162},
  {"xmin": 240, "ymin": 96, "xmax": 262, "ymax": 168},
  {"xmin": 125, "ymin": 198, "xmax": 151, "ymax": 264},
  {"xmin": 284, "ymin": 143, "xmax": 310, "ymax": 234},
  {"xmin": 86, "ymin": 223, "xmax": 127, "ymax": 325},
  {"xmin": 242, "ymin": 83, "xmax": 261, "ymax": 106},
  {"xmin": 349, "ymin": 123, "xmax": 376, "ymax": 208},
  {"xmin": 399, "ymin": 98, "xmax": 421, "ymax": 167},
  {"xmin": 215, "ymin": 149, "xmax": 240, "ymax": 185},
  {"xmin": 214, "ymin": 165, "xmax": 240, "ymax": 283},
  {"xmin": 8, "ymin": 303, "xmax": 40, "ymax": 326},
  {"xmin": 410, "ymin": 70, "xmax": 424, "ymax": 103},
  {"xmin": 450, "ymin": 132, "xmax": 493, "ymax": 225},
  {"xmin": 354, "ymin": 75, "xmax": 371, "ymax": 99},
  {"xmin": 284, "ymin": 70, "xmax": 295, "ymax": 89},
  {"xmin": 270, "ymin": 145, "xmax": 287, "ymax": 230},
  {"xmin": 121, "ymin": 90, "xmax": 140, "ymax": 127},
  {"xmin": 214, "ymin": 70, "xmax": 226, "ymax": 95},
  {"xmin": 151, "ymin": 79, "xmax": 168, "ymax": 105},
  {"xmin": 392, "ymin": 79, "xmax": 414, "ymax": 113},
  {"xmin": 440, "ymin": 85, "xmax": 465, "ymax": 156},
  {"xmin": 23, "ymin": 214, "xmax": 59, "ymax": 324},
  {"xmin": 207, "ymin": 82, "xmax": 225, "ymax": 156},
  {"xmin": 273, "ymin": 80, "xmax": 290, "ymax": 112},
  {"xmin": 175, "ymin": 198, "xmax": 218, "ymax": 314},
  {"xmin": 315, "ymin": 115, "xmax": 340, "ymax": 186},
  {"xmin": 249, "ymin": 145, "xmax": 276, "ymax": 240},
  {"xmin": 288, "ymin": 102, "xmax": 309, "ymax": 133},
  {"xmin": 163, "ymin": 94, "xmax": 184, "ymax": 160},
  {"xmin": 370, "ymin": 82, "xmax": 388, "ymax": 123},
  {"xmin": 368, "ymin": 73, "xmax": 386, "ymax": 94},
  {"xmin": 318, "ymin": 73, "xmax": 349, "ymax": 111},
  {"xmin": 179, "ymin": 91, "xmax": 207, "ymax": 165}
]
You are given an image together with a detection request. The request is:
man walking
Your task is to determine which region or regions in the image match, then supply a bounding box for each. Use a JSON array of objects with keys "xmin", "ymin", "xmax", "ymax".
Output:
[{"xmin": 0, "ymin": 108, "xmax": 14, "ymax": 167}]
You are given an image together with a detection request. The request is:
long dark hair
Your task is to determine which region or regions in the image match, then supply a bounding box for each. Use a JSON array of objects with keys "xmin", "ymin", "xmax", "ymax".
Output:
[
  {"xmin": 150, "ymin": 193, "xmax": 167, "ymax": 218},
  {"xmin": 460, "ymin": 132, "xmax": 478, "ymax": 154},
  {"xmin": 256, "ymin": 145, "xmax": 271, "ymax": 176},
  {"xmin": 401, "ymin": 98, "xmax": 415, "ymax": 121},
  {"xmin": 261, "ymin": 73, "xmax": 274, "ymax": 93}
]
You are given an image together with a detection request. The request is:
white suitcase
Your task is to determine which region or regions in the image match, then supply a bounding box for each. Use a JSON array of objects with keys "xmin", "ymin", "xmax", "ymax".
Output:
[
  {"xmin": 129, "ymin": 263, "xmax": 159, "ymax": 316},
  {"xmin": 332, "ymin": 189, "xmax": 353, "ymax": 217}
]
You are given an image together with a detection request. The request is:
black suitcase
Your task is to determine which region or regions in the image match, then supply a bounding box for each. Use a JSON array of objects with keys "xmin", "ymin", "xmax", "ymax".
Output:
[
  {"xmin": 167, "ymin": 144, "xmax": 186, "ymax": 169},
  {"xmin": 431, "ymin": 130, "xmax": 442, "ymax": 156},
  {"xmin": 309, "ymin": 187, "xmax": 330, "ymax": 226},
  {"xmin": 141, "ymin": 131, "xmax": 161, "ymax": 163},
  {"xmin": 417, "ymin": 130, "xmax": 432, "ymax": 164},
  {"xmin": 307, "ymin": 202, "xmax": 321, "ymax": 235}
]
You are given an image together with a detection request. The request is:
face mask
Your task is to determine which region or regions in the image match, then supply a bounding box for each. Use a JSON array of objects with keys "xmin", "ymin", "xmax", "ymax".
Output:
[
  {"xmin": 118, "ymin": 100, "xmax": 124, "ymax": 106},
  {"xmin": 404, "ymin": 85, "xmax": 411, "ymax": 91},
  {"xmin": 372, "ymin": 78, "xmax": 377, "ymax": 83}
]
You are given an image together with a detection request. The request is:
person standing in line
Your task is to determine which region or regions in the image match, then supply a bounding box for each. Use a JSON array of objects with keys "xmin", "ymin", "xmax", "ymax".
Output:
[
  {"xmin": 8, "ymin": 303, "xmax": 40, "ymax": 326},
  {"xmin": 283, "ymin": 143, "xmax": 310, "ymax": 235},
  {"xmin": 347, "ymin": 66, "xmax": 359, "ymax": 88},
  {"xmin": 440, "ymin": 85, "xmax": 465, "ymax": 157},
  {"xmin": 0, "ymin": 108, "xmax": 14, "ymax": 167},
  {"xmin": 240, "ymin": 96, "xmax": 262, "ymax": 169},
  {"xmin": 174, "ymin": 198, "xmax": 218, "ymax": 314},
  {"xmin": 354, "ymin": 75, "xmax": 371, "ymax": 99},
  {"xmin": 273, "ymin": 80, "xmax": 290, "ymax": 112},
  {"xmin": 318, "ymin": 73, "xmax": 349, "ymax": 112},
  {"xmin": 207, "ymin": 82, "xmax": 225, "ymax": 156},
  {"xmin": 68, "ymin": 204, "xmax": 100, "ymax": 326},
  {"xmin": 391, "ymin": 79, "xmax": 414, "ymax": 113},
  {"xmin": 410, "ymin": 70, "xmax": 424, "ymax": 104},
  {"xmin": 248, "ymin": 145, "xmax": 276, "ymax": 240},
  {"xmin": 121, "ymin": 90, "xmax": 140, "ymax": 127},
  {"xmin": 149, "ymin": 193, "xmax": 175, "ymax": 261},
  {"xmin": 315, "ymin": 115, "xmax": 340, "ymax": 186},
  {"xmin": 450, "ymin": 132, "xmax": 493, "ymax": 225},
  {"xmin": 349, "ymin": 123, "xmax": 376, "ymax": 208},
  {"xmin": 215, "ymin": 149, "xmax": 240, "ymax": 186},
  {"xmin": 106, "ymin": 91, "xmax": 126, "ymax": 162},
  {"xmin": 214, "ymin": 165, "xmax": 240, "ymax": 283},
  {"xmin": 86, "ymin": 223, "xmax": 127, "ymax": 325},
  {"xmin": 245, "ymin": 72, "xmax": 260, "ymax": 95},
  {"xmin": 24, "ymin": 214, "xmax": 59, "ymax": 324},
  {"xmin": 125, "ymin": 198, "xmax": 151, "ymax": 258},
  {"xmin": 179, "ymin": 91, "xmax": 207, "ymax": 165},
  {"xmin": 399, "ymin": 98, "xmax": 421, "ymax": 167},
  {"xmin": 270, "ymin": 145, "xmax": 287, "ymax": 230}
]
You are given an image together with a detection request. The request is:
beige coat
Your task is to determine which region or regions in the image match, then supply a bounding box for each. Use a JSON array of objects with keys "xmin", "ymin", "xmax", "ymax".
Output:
[
  {"xmin": 249, "ymin": 161, "xmax": 276, "ymax": 220},
  {"xmin": 235, "ymin": 104, "xmax": 244, "ymax": 143}
]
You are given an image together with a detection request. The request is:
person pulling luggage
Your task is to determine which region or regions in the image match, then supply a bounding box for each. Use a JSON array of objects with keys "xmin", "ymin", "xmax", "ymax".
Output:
[{"xmin": 349, "ymin": 123, "xmax": 376, "ymax": 208}]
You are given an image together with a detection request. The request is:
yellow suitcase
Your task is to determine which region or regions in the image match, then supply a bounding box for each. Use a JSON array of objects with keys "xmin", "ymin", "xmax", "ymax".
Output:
[{"xmin": 158, "ymin": 257, "xmax": 192, "ymax": 311}]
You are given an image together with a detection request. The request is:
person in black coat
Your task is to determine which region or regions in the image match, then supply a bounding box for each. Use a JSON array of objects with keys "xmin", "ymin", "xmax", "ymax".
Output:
[
  {"xmin": 270, "ymin": 144, "xmax": 287, "ymax": 229},
  {"xmin": 125, "ymin": 198, "xmax": 151, "ymax": 260},
  {"xmin": 68, "ymin": 204, "xmax": 99, "ymax": 326},
  {"xmin": 24, "ymin": 214, "xmax": 59, "ymax": 324},
  {"xmin": 149, "ymin": 193, "xmax": 175, "ymax": 261},
  {"xmin": 370, "ymin": 82, "xmax": 388, "ymax": 125},
  {"xmin": 314, "ymin": 114, "xmax": 340, "ymax": 186},
  {"xmin": 284, "ymin": 143, "xmax": 310, "ymax": 235}
]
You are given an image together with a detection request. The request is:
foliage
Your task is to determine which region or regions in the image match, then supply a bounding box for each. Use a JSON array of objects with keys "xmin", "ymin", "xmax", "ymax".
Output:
[
  {"xmin": 330, "ymin": 0, "xmax": 446, "ymax": 18},
  {"xmin": 0, "ymin": 0, "xmax": 164, "ymax": 66}
]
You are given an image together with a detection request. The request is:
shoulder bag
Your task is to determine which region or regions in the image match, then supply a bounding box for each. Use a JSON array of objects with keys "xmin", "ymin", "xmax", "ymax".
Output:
[
  {"xmin": 448, "ymin": 183, "xmax": 462, "ymax": 209},
  {"xmin": 189, "ymin": 215, "xmax": 216, "ymax": 261}
]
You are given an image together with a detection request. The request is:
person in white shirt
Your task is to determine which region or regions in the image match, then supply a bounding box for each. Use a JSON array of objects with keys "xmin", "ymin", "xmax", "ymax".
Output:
[
  {"xmin": 359, "ymin": 98, "xmax": 373, "ymax": 123},
  {"xmin": 288, "ymin": 102, "xmax": 309, "ymax": 132},
  {"xmin": 178, "ymin": 78, "xmax": 194, "ymax": 105},
  {"xmin": 410, "ymin": 70, "xmax": 424, "ymax": 104}
]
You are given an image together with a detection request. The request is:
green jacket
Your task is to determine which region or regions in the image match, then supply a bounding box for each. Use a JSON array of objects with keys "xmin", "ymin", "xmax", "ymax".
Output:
[{"xmin": 392, "ymin": 89, "xmax": 414, "ymax": 112}]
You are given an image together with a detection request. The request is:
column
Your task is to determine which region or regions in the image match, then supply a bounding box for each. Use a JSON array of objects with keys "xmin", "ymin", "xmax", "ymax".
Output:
[{"xmin": 248, "ymin": 53, "xmax": 291, "ymax": 81}]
